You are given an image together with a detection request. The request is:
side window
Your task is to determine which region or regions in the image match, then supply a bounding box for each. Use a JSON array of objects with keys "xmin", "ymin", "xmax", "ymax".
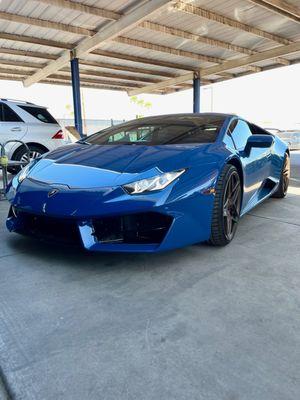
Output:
[
  {"xmin": 223, "ymin": 132, "xmax": 235, "ymax": 149},
  {"xmin": 230, "ymin": 120, "xmax": 252, "ymax": 151},
  {"xmin": 0, "ymin": 103, "xmax": 23, "ymax": 122},
  {"xmin": 18, "ymin": 105, "xmax": 57, "ymax": 124}
]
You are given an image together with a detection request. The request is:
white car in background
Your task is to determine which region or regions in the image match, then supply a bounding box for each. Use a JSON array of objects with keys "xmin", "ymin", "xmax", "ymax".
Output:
[
  {"xmin": 265, "ymin": 127, "xmax": 300, "ymax": 150},
  {"xmin": 0, "ymin": 98, "xmax": 69, "ymax": 173}
]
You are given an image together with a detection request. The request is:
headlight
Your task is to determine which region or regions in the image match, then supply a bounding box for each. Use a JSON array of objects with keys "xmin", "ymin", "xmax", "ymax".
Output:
[
  {"xmin": 17, "ymin": 163, "xmax": 32, "ymax": 184},
  {"xmin": 123, "ymin": 169, "xmax": 186, "ymax": 194}
]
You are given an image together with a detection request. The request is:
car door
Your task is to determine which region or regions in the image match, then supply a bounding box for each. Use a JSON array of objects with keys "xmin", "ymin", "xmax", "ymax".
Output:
[
  {"xmin": 0, "ymin": 102, "xmax": 28, "ymax": 146},
  {"xmin": 229, "ymin": 119, "xmax": 271, "ymax": 210}
]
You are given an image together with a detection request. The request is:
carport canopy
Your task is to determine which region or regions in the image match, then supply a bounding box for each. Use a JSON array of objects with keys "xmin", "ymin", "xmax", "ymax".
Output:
[{"xmin": 0, "ymin": 0, "xmax": 299, "ymax": 134}]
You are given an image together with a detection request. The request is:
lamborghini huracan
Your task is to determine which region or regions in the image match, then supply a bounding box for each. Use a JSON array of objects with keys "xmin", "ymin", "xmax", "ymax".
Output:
[{"xmin": 6, "ymin": 113, "xmax": 290, "ymax": 252}]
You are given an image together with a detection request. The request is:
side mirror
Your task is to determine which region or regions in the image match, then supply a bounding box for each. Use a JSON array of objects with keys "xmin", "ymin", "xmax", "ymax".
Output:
[{"xmin": 244, "ymin": 134, "xmax": 274, "ymax": 156}]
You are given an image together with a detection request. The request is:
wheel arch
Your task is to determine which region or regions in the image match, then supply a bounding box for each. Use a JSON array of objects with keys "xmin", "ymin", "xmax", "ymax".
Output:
[
  {"xmin": 11, "ymin": 142, "xmax": 49, "ymax": 159},
  {"xmin": 227, "ymin": 157, "xmax": 244, "ymax": 193}
]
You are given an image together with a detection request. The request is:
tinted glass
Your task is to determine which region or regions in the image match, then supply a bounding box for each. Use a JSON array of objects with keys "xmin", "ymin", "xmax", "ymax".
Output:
[
  {"xmin": 230, "ymin": 120, "xmax": 252, "ymax": 151},
  {"xmin": 84, "ymin": 116, "xmax": 225, "ymax": 146},
  {"xmin": 228, "ymin": 119, "xmax": 237, "ymax": 133},
  {"xmin": 248, "ymin": 123, "xmax": 270, "ymax": 135},
  {"xmin": 0, "ymin": 103, "xmax": 23, "ymax": 122},
  {"xmin": 19, "ymin": 105, "xmax": 57, "ymax": 124}
]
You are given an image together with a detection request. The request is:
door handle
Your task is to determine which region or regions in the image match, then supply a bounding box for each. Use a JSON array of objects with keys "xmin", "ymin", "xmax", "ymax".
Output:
[{"xmin": 11, "ymin": 127, "xmax": 22, "ymax": 132}]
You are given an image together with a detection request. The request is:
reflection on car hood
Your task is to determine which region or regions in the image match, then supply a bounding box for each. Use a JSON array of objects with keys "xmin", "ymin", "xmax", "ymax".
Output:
[
  {"xmin": 45, "ymin": 143, "xmax": 211, "ymax": 171},
  {"xmin": 27, "ymin": 143, "xmax": 213, "ymax": 188}
]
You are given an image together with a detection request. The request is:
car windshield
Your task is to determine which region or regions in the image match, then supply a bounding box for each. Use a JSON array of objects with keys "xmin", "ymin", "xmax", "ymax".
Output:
[{"xmin": 83, "ymin": 115, "xmax": 226, "ymax": 146}]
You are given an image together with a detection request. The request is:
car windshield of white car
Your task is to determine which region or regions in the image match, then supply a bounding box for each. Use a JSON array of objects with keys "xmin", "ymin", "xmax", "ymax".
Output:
[{"xmin": 84, "ymin": 115, "xmax": 226, "ymax": 145}]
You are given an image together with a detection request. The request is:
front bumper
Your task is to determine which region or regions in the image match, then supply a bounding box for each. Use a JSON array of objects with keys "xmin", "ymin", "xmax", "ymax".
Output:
[
  {"xmin": 6, "ymin": 176, "xmax": 215, "ymax": 252},
  {"xmin": 7, "ymin": 208, "xmax": 175, "ymax": 252}
]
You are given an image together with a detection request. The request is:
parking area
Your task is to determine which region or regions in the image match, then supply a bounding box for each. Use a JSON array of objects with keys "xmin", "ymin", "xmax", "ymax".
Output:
[{"xmin": 0, "ymin": 152, "xmax": 299, "ymax": 400}]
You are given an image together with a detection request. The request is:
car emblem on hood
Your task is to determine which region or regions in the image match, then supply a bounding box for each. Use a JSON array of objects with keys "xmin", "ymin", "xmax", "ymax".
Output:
[{"xmin": 48, "ymin": 188, "xmax": 59, "ymax": 198}]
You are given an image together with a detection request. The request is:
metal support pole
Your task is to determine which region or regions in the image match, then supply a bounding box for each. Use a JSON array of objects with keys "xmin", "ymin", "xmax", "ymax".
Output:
[
  {"xmin": 193, "ymin": 73, "xmax": 201, "ymax": 113},
  {"xmin": 70, "ymin": 57, "xmax": 83, "ymax": 138}
]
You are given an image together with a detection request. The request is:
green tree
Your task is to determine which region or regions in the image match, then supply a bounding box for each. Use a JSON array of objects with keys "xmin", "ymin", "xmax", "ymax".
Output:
[{"xmin": 130, "ymin": 96, "xmax": 152, "ymax": 118}]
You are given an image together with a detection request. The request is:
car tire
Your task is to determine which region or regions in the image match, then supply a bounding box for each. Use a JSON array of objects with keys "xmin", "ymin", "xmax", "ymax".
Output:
[
  {"xmin": 8, "ymin": 144, "xmax": 47, "ymax": 175},
  {"xmin": 271, "ymin": 153, "xmax": 290, "ymax": 198},
  {"xmin": 209, "ymin": 164, "xmax": 242, "ymax": 246}
]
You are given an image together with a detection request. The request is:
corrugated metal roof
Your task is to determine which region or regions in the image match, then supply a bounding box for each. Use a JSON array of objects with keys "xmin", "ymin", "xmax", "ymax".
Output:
[{"xmin": 0, "ymin": 0, "xmax": 299, "ymax": 93}]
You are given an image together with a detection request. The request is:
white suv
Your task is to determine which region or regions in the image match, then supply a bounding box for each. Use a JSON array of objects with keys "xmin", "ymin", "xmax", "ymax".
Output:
[{"xmin": 0, "ymin": 99, "xmax": 69, "ymax": 172}]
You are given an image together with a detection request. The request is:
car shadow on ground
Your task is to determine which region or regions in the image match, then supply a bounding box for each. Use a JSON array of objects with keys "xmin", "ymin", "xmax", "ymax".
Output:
[
  {"xmin": 3, "ymin": 200, "xmax": 263, "ymax": 278},
  {"xmin": 6, "ymin": 232, "xmax": 208, "ymax": 268}
]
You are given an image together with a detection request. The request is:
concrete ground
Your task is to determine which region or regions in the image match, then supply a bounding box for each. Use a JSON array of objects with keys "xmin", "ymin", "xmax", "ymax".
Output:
[{"xmin": 0, "ymin": 153, "xmax": 299, "ymax": 400}]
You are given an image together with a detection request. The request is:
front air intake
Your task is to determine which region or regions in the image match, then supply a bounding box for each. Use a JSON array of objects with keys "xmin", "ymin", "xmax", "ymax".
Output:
[
  {"xmin": 11, "ymin": 209, "xmax": 81, "ymax": 245},
  {"xmin": 92, "ymin": 212, "xmax": 173, "ymax": 245}
]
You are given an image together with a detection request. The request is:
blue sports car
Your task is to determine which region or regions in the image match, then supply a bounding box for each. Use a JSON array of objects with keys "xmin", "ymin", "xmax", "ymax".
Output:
[{"xmin": 6, "ymin": 113, "xmax": 290, "ymax": 252}]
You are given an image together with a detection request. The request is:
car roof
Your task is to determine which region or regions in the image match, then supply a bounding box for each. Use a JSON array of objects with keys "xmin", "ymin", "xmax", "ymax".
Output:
[
  {"xmin": 137, "ymin": 112, "xmax": 236, "ymax": 119},
  {"xmin": 0, "ymin": 98, "xmax": 47, "ymax": 108},
  {"xmin": 119, "ymin": 113, "xmax": 236, "ymax": 125}
]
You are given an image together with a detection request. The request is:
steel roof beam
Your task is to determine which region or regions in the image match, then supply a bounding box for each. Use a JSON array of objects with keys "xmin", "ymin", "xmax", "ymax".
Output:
[
  {"xmin": 0, "ymin": 62, "xmax": 207, "ymax": 87},
  {"xmin": 51, "ymin": 74, "xmax": 142, "ymax": 88},
  {"xmin": 0, "ymin": 59, "xmax": 45, "ymax": 69},
  {"xmin": 198, "ymin": 42, "xmax": 300, "ymax": 77},
  {"xmin": 0, "ymin": 47, "xmax": 57, "ymax": 60},
  {"xmin": 173, "ymin": 1, "xmax": 292, "ymax": 46},
  {"xmin": 0, "ymin": 32, "xmax": 73, "ymax": 49},
  {"xmin": 0, "ymin": 66, "xmax": 142, "ymax": 88},
  {"xmin": 0, "ymin": 47, "xmax": 180, "ymax": 78},
  {"xmin": 71, "ymin": 68, "xmax": 161, "ymax": 84},
  {"xmin": 0, "ymin": 35, "xmax": 181, "ymax": 77},
  {"xmin": 0, "ymin": 11, "xmax": 93, "ymax": 36},
  {"xmin": 140, "ymin": 21, "xmax": 289, "ymax": 66},
  {"xmin": 92, "ymin": 49, "xmax": 194, "ymax": 71},
  {"xmin": 248, "ymin": 0, "xmax": 300, "ymax": 23},
  {"xmin": 0, "ymin": 62, "xmax": 161, "ymax": 83},
  {"xmin": 0, "ymin": 72, "xmax": 191, "ymax": 94},
  {"xmin": 129, "ymin": 41, "xmax": 300, "ymax": 95},
  {"xmin": 36, "ymin": 0, "xmax": 122, "ymax": 21},
  {"xmin": 23, "ymin": 0, "xmax": 174, "ymax": 87},
  {"xmin": 141, "ymin": 21, "xmax": 256, "ymax": 56},
  {"xmin": 80, "ymin": 60, "xmax": 178, "ymax": 78},
  {"xmin": 0, "ymin": 32, "xmax": 195, "ymax": 72},
  {"xmin": 0, "ymin": 74, "xmax": 135, "ymax": 91},
  {"xmin": 113, "ymin": 36, "xmax": 224, "ymax": 64},
  {"xmin": 0, "ymin": 36, "xmax": 205, "ymax": 74}
]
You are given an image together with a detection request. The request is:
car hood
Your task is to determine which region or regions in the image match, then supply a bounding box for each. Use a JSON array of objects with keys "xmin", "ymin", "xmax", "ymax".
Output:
[{"xmin": 26, "ymin": 143, "xmax": 214, "ymax": 188}]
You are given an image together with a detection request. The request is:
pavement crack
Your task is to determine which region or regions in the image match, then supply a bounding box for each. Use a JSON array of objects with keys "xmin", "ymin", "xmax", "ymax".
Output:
[{"xmin": 248, "ymin": 213, "xmax": 300, "ymax": 227}]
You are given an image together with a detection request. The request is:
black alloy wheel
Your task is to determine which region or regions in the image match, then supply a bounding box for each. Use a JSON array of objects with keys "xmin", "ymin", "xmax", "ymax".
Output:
[
  {"xmin": 222, "ymin": 170, "xmax": 242, "ymax": 241},
  {"xmin": 210, "ymin": 164, "xmax": 242, "ymax": 246},
  {"xmin": 272, "ymin": 153, "xmax": 290, "ymax": 198}
]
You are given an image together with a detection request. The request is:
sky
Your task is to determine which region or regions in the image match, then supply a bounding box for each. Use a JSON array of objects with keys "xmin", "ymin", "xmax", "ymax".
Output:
[{"xmin": 0, "ymin": 62, "xmax": 299, "ymax": 130}]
